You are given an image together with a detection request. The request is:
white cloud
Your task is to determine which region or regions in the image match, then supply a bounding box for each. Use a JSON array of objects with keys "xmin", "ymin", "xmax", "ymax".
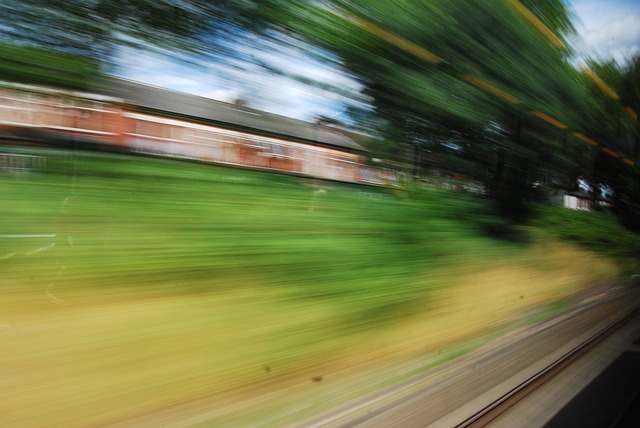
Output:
[
  {"xmin": 203, "ymin": 88, "xmax": 244, "ymax": 103},
  {"xmin": 111, "ymin": 38, "xmax": 367, "ymax": 122},
  {"xmin": 571, "ymin": 0, "xmax": 640, "ymax": 63}
]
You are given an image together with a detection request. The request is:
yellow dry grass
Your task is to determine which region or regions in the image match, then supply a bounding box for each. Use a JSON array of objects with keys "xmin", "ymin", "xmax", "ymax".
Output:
[{"xmin": 0, "ymin": 242, "xmax": 619, "ymax": 427}]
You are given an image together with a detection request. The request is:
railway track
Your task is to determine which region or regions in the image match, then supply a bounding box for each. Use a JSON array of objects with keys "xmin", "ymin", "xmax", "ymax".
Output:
[
  {"xmin": 456, "ymin": 304, "xmax": 640, "ymax": 427},
  {"xmin": 291, "ymin": 283, "xmax": 640, "ymax": 428}
]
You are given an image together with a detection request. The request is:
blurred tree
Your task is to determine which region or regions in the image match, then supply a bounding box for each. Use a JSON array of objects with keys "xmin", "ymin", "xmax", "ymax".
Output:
[
  {"xmin": 575, "ymin": 56, "xmax": 640, "ymax": 229},
  {"xmin": 519, "ymin": 0, "xmax": 576, "ymax": 39},
  {"xmin": 0, "ymin": 0, "xmax": 260, "ymax": 60},
  {"xmin": 0, "ymin": 42, "xmax": 99, "ymax": 89},
  {"xmin": 255, "ymin": 0, "xmax": 584, "ymax": 221},
  {"xmin": 0, "ymin": 1, "xmax": 290, "ymax": 90}
]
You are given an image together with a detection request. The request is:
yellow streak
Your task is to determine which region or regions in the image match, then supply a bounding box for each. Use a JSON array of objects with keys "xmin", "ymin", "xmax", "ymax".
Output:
[
  {"xmin": 582, "ymin": 67, "xmax": 620, "ymax": 100},
  {"xmin": 623, "ymin": 158, "xmax": 634, "ymax": 166},
  {"xmin": 347, "ymin": 13, "xmax": 444, "ymax": 64},
  {"xmin": 623, "ymin": 107, "xmax": 638, "ymax": 120},
  {"xmin": 463, "ymin": 75, "xmax": 521, "ymax": 105},
  {"xmin": 531, "ymin": 110, "xmax": 568, "ymax": 129},
  {"xmin": 506, "ymin": 0, "xmax": 565, "ymax": 48},
  {"xmin": 602, "ymin": 147, "xmax": 621, "ymax": 158},
  {"xmin": 574, "ymin": 132, "xmax": 598, "ymax": 146}
]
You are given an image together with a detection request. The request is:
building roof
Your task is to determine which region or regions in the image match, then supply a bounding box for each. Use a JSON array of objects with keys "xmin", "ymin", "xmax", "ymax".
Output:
[{"xmin": 98, "ymin": 77, "xmax": 365, "ymax": 152}]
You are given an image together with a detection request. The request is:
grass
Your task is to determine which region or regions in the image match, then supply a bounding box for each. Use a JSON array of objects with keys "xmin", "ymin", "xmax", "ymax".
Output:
[
  {"xmin": 529, "ymin": 204, "xmax": 640, "ymax": 273},
  {"xmin": 0, "ymin": 150, "xmax": 630, "ymax": 426},
  {"xmin": 2, "ymin": 152, "xmax": 508, "ymax": 316}
]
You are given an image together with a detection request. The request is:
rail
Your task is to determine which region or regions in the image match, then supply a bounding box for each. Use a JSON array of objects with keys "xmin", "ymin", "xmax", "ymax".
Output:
[{"xmin": 455, "ymin": 305, "xmax": 640, "ymax": 427}]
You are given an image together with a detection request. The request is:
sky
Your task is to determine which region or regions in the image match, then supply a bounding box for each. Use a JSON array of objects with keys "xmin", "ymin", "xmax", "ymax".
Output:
[
  {"xmin": 569, "ymin": 0, "xmax": 640, "ymax": 64},
  {"xmin": 114, "ymin": 1, "xmax": 640, "ymax": 122},
  {"xmin": 113, "ymin": 36, "xmax": 367, "ymax": 123}
]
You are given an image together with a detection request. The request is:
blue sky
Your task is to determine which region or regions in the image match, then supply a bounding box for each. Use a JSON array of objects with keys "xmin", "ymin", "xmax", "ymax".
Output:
[
  {"xmin": 113, "ymin": 36, "xmax": 366, "ymax": 123},
  {"xmin": 114, "ymin": 1, "xmax": 640, "ymax": 121},
  {"xmin": 569, "ymin": 0, "xmax": 640, "ymax": 64}
]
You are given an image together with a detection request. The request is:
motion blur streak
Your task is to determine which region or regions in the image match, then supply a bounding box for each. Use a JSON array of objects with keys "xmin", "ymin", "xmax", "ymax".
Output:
[
  {"xmin": 344, "ymin": 10, "xmax": 444, "ymax": 64},
  {"xmin": 582, "ymin": 67, "xmax": 620, "ymax": 100},
  {"xmin": 462, "ymin": 75, "xmax": 521, "ymax": 105},
  {"xmin": 574, "ymin": 132, "xmax": 599, "ymax": 146},
  {"xmin": 1, "ymin": 0, "xmax": 639, "ymax": 426},
  {"xmin": 1, "ymin": 152, "xmax": 628, "ymax": 426},
  {"xmin": 531, "ymin": 111, "xmax": 569, "ymax": 129},
  {"xmin": 506, "ymin": 0, "xmax": 566, "ymax": 48}
]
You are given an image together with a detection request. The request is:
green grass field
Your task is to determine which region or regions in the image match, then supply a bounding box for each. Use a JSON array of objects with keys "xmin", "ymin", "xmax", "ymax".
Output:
[{"xmin": 1, "ymin": 150, "xmax": 636, "ymax": 426}]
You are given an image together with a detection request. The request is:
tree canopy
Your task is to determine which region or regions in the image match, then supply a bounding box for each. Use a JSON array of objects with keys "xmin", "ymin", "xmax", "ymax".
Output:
[{"xmin": 0, "ymin": 0, "xmax": 261, "ymax": 59}]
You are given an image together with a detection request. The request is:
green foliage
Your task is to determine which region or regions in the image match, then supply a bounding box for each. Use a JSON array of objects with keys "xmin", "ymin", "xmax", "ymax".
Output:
[
  {"xmin": 576, "ymin": 59, "xmax": 636, "ymax": 155},
  {"xmin": 256, "ymin": 0, "xmax": 591, "ymax": 214},
  {"xmin": 530, "ymin": 205, "xmax": 640, "ymax": 268},
  {"xmin": 0, "ymin": 0, "xmax": 264, "ymax": 60},
  {"xmin": 2, "ymin": 149, "xmax": 634, "ymax": 352},
  {"xmin": 0, "ymin": 43, "xmax": 99, "ymax": 90},
  {"xmin": 262, "ymin": 0, "xmax": 580, "ymax": 123},
  {"xmin": 2, "ymin": 151, "xmax": 517, "ymax": 327},
  {"xmin": 519, "ymin": 0, "xmax": 576, "ymax": 40},
  {"xmin": 575, "ymin": 56, "xmax": 640, "ymax": 229}
]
